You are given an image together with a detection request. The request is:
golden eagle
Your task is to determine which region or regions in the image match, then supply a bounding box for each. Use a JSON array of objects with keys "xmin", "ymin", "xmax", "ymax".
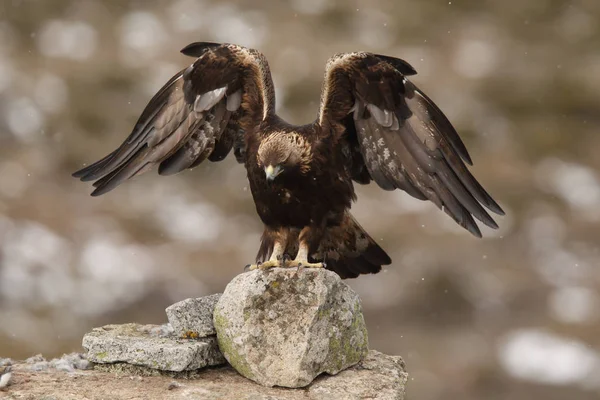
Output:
[{"xmin": 73, "ymin": 42, "xmax": 504, "ymax": 279}]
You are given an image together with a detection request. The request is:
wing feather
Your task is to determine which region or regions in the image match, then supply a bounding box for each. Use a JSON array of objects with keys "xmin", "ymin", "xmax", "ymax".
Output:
[
  {"xmin": 318, "ymin": 52, "xmax": 504, "ymax": 236},
  {"xmin": 354, "ymin": 116, "xmax": 395, "ymax": 190},
  {"xmin": 73, "ymin": 43, "xmax": 274, "ymax": 195},
  {"xmin": 405, "ymin": 80, "xmax": 473, "ymax": 165},
  {"xmin": 207, "ymin": 110, "xmax": 236, "ymax": 162}
]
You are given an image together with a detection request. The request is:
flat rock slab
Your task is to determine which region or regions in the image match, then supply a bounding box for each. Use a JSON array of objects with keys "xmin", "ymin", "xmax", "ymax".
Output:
[
  {"xmin": 83, "ymin": 323, "xmax": 225, "ymax": 372},
  {"xmin": 2, "ymin": 350, "xmax": 406, "ymax": 400},
  {"xmin": 166, "ymin": 293, "xmax": 221, "ymax": 338},
  {"xmin": 214, "ymin": 268, "xmax": 369, "ymax": 388}
]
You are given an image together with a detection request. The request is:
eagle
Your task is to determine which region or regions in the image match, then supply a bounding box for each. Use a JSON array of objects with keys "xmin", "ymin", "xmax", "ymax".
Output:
[{"xmin": 73, "ymin": 42, "xmax": 504, "ymax": 279}]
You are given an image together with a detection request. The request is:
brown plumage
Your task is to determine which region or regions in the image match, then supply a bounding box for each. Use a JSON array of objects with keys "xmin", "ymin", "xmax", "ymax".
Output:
[{"xmin": 73, "ymin": 42, "xmax": 504, "ymax": 279}]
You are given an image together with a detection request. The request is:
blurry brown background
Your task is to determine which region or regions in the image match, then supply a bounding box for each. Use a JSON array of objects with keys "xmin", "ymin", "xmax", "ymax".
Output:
[{"xmin": 1, "ymin": 0, "xmax": 599, "ymax": 399}]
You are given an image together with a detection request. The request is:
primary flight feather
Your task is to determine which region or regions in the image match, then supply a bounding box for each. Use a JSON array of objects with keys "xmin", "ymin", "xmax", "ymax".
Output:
[{"xmin": 73, "ymin": 42, "xmax": 504, "ymax": 279}]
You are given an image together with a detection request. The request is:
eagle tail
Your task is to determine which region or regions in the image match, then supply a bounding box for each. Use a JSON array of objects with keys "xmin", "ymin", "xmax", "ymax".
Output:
[{"xmin": 320, "ymin": 214, "xmax": 392, "ymax": 279}]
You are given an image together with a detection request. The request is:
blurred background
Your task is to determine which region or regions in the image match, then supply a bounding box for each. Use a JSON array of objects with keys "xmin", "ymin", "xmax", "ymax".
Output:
[{"xmin": 0, "ymin": 0, "xmax": 599, "ymax": 398}]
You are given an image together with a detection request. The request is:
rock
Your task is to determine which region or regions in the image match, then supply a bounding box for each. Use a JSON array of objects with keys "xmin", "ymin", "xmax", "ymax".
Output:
[
  {"xmin": 52, "ymin": 358, "xmax": 75, "ymax": 373},
  {"xmin": 22, "ymin": 353, "xmax": 91, "ymax": 373},
  {"xmin": 4, "ymin": 350, "xmax": 407, "ymax": 399},
  {"xmin": 25, "ymin": 354, "xmax": 45, "ymax": 364},
  {"xmin": 148, "ymin": 323, "xmax": 175, "ymax": 338},
  {"xmin": 214, "ymin": 268, "xmax": 369, "ymax": 388},
  {"xmin": 0, "ymin": 366, "xmax": 11, "ymax": 389},
  {"xmin": 167, "ymin": 380, "xmax": 182, "ymax": 390},
  {"xmin": 309, "ymin": 350, "xmax": 408, "ymax": 399},
  {"xmin": 30, "ymin": 361, "xmax": 50, "ymax": 372},
  {"xmin": 41, "ymin": 353, "xmax": 90, "ymax": 373},
  {"xmin": 166, "ymin": 294, "xmax": 221, "ymax": 338},
  {"xmin": 83, "ymin": 323, "xmax": 226, "ymax": 372},
  {"xmin": 56, "ymin": 353, "xmax": 91, "ymax": 371}
]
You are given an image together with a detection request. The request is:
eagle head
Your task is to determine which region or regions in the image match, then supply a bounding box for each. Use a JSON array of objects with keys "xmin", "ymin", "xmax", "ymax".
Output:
[{"xmin": 257, "ymin": 132, "xmax": 311, "ymax": 181}]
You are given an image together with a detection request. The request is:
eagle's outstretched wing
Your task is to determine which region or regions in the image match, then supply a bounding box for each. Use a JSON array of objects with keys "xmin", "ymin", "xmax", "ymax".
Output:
[
  {"xmin": 73, "ymin": 42, "xmax": 274, "ymax": 196},
  {"xmin": 318, "ymin": 52, "xmax": 504, "ymax": 237}
]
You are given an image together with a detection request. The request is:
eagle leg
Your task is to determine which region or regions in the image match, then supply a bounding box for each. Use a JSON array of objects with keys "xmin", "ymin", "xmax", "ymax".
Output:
[
  {"xmin": 285, "ymin": 240, "xmax": 324, "ymax": 269},
  {"xmin": 246, "ymin": 240, "xmax": 285, "ymax": 271}
]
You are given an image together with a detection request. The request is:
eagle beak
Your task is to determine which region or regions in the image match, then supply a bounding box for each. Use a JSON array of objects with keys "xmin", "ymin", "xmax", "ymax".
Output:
[{"xmin": 265, "ymin": 165, "xmax": 282, "ymax": 181}]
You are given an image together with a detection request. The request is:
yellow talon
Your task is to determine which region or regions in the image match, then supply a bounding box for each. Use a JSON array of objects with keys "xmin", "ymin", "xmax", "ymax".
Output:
[
  {"xmin": 246, "ymin": 260, "xmax": 282, "ymax": 271},
  {"xmin": 285, "ymin": 260, "xmax": 325, "ymax": 269}
]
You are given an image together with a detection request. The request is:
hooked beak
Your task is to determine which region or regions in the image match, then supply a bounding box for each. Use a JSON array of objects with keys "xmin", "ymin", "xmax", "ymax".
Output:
[{"xmin": 265, "ymin": 165, "xmax": 282, "ymax": 181}]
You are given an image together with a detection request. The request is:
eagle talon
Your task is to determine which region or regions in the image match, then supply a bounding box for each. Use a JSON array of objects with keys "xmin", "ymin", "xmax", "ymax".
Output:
[
  {"xmin": 247, "ymin": 259, "xmax": 282, "ymax": 271},
  {"xmin": 284, "ymin": 260, "xmax": 324, "ymax": 269},
  {"xmin": 302, "ymin": 261, "xmax": 324, "ymax": 269},
  {"xmin": 245, "ymin": 263, "xmax": 260, "ymax": 271},
  {"xmin": 284, "ymin": 259, "xmax": 300, "ymax": 269}
]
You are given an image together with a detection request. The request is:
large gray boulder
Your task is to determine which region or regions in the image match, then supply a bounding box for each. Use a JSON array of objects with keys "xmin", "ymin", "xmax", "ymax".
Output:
[
  {"xmin": 213, "ymin": 267, "xmax": 369, "ymax": 388},
  {"xmin": 83, "ymin": 323, "xmax": 225, "ymax": 372},
  {"xmin": 166, "ymin": 294, "xmax": 221, "ymax": 338}
]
